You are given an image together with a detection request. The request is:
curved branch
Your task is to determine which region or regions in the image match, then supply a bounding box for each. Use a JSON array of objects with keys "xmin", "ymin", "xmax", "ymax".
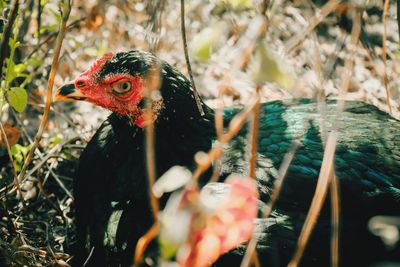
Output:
[
  {"xmin": 180, "ymin": 0, "xmax": 205, "ymax": 116},
  {"xmin": 0, "ymin": 0, "xmax": 19, "ymax": 72},
  {"xmin": 15, "ymin": 0, "xmax": 71, "ymax": 188}
]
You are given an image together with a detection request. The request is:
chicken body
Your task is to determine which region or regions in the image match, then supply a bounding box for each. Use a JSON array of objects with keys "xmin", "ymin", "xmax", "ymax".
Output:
[{"xmin": 56, "ymin": 50, "xmax": 400, "ymax": 267}]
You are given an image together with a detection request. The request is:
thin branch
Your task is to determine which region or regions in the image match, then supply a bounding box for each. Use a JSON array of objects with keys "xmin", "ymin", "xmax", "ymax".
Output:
[
  {"xmin": 133, "ymin": 62, "xmax": 162, "ymax": 266},
  {"xmin": 0, "ymin": 0, "xmax": 19, "ymax": 72},
  {"xmin": 308, "ymin": 10, "xmax": 341, "ymax": 265},
  {"xmin": 285, "ymin": 0, "xmax": 341, "ymax": 54},
  {"xmin": 330, "ymin": 174, "xmax": 340, "ymax": 267},
  {"xmin": 1, "ymin": 136, "xmax": 78, "ymax": 198},
  {"xmin": 215, "ymin": 89, "xmax": 227, "ymax": 140},
  {"xmin": 49, "ymin": 168, "xmax": 73, "ymax": 199},
  {"xmin": 382, "ymin": 0, "xmax": 393, "ymax": 114},
  {"xmin": 146, "ymin": 0, "xmax": 166, "ymax": 52},
  {"xmin": 134, "ymin": 223, "xmax": 159, "ymax": 266},
  {"xmin": 210, "ymin": 86, "xmax": 237, "ymax": 183},
  {"xmin": 288, "ymin": 10, "xmax": 362, "ymax": 267},
  {"xmin": 37, "ymin": 0, "xmax": 43, "ymax": 46},
  {"xmin": 180, "ymin": 0, "xmax": 205, "ymax": 116},
  {"xmin": 1, "ymin": 199, "xmax": 18, "ymax": 233},
  {"xmin": 192, "ymin": 99, "xmax": 259, "ymax": 183},
  {"xmin": 288, "ymin": 135, "xmax": 336, "ymax": 267},
  {"xmin": 398, "ymin": 0, "xmax": 400, "ymax": 43},
  {"xmin": 0, "ymin": 122, "xmax": 20, "ymax": 193},
  {"xmin": 243, "ymin": 86, "xmax": 262, "ymax": 267},
  {"xmin": 233, "ymin": 16, "xmax": 268, "ymax": 71},
  {"xmin": 144, "ymin": 65, "xmax": 161, "ymax": 216},
  {"xmin": 15, "ymin": 0, "xmax": 71, "ymax": 185},
  {"xmin": 24, "ymin": 17, "xmax": 86, "ymax": 61},
  {"xmin": 248, "ymin": 85, "xmax": 261, "ymax": 179},
  {"xmin": 82, "ymin": 247, "xmax": 95, "ymax": 266},
  {"xmin": 260, "ymin": 0, "xmax": 269, "ymax": 16},
  {"xmin": 241, "ymin": 140, "xmax": 301, "ymax": 267}
]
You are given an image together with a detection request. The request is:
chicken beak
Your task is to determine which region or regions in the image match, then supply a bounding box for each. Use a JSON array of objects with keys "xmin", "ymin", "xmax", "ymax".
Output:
[{"xmin": 55, "ymin": 81, "xmax": 87, "ymax": 102}]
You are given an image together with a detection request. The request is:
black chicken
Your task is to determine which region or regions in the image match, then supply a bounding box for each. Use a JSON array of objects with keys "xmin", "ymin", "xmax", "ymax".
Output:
[{"xmin": 56, "ymin": 50, "xmax": 400, "ymax": 267}]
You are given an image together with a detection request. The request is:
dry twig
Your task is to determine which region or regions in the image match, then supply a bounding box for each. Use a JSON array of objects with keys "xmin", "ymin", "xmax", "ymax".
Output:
[
  {"xmin": 248, "ymin": 85, "xmax": 261, "ymax": 179},
  {"xmin": 382, "ymin": 0, "xmax": 393, "ymax": 114},
  {"xmin": 1, "ymin": 137, "xmax": 78, "ymax": 197},
  {"xmin": 180, "ymin": 0, "xmax": 205, "ymax": 116},
  {"xmin": 133, "ymin": 63, "xmax": 162, "ymax": 266},
  {"xmin": 14, "ymin": 0, "xmax": 71, "ymax": 190},
  {"xmin": 330, "ymin": 173, "xmax": 340, "ymax": 267},
  {"xmin": 0, "ymin": 122, "xmax": 20, "ymax": 193},
  {"xmin": 240, "ymin": 140, "xmax": 301, "ymax": 267},
  {"xmin": 288, "ymin": 10, "xmax": 362, "ymax": 267},
  {"xmin": 285, "ymin": 0, "xmax": 341, "ymax": 54},
  {"xmin": 0, "ymin": 0, "xmax": 19, "ymax": 72},
  {"xmin": 192, "ymin": 99, "xmax": 259, "ymax": 183}
]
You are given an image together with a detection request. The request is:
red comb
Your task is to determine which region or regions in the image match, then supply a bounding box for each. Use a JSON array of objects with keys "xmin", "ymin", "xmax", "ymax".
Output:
[{"xmin": 82, "ymin": 52, "xmax": 114, "ymax": 76}]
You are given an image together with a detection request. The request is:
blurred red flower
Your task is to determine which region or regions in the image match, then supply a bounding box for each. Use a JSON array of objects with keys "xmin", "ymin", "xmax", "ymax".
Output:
[{"xmin": 177, "ymin": 176, "xmax": 259, "ymax": 267}]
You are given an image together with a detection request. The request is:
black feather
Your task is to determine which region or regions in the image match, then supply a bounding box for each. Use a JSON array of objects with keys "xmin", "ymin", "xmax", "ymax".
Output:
[{"xmin": 71, "ymin": 50, "xmax": 400, "ymax": 267}]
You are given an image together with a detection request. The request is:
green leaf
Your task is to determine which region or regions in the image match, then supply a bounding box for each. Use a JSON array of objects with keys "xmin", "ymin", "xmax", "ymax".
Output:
[
  {"xmin": 11, "ymin": 144, "xmax": 31, "ymax": 172},
  {"xmin": 251, "ymin": 42, "xmax": 294, "ymax": 89},
  {"xmin": 221, "ymin": 0, "xmax": 250, "ymax": 8},
  {"xmin": 8, "ymin": 38, "xmax": 21, "ymax": 49},
  {"xmin": 6, "ymin": 62, "xmax": 28, "ymax": 85},
  {"xmin": 39, "ymin": 23, "xmax": 59, "ymax": 34},
  {"xmin": 159, "ymin": 237, "xmax": 179, "ymax": 260},
  {"xmin": 4, "ymin": 59, "xmax": 15, "ymax": 83},
  {"xmin": 27, "ymin": 56, "xmax": 44, "ymax": 68},
  {"xmin": 49, "ymin": 8, "xmax": 62, "ymax": 24},
  {"xmin": 14, "ymin": 63, "xmax": 27, "ymax": 74},
  {"xmin": 191, "ymin": 22, "xmax": 227, "ymax": 62},
  {"xmin": 49, "ymin": 131, "xmax": 63, "ymax": 147},
  {"xmin": 7, "ymin": 87, "xmax": 28, "ymax": 112}
]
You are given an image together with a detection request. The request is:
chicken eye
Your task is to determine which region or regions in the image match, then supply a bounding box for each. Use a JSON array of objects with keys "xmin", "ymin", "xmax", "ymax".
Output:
[{"xmin": 112, "ymin": 81, "xmax": 132, "ymax": 94}]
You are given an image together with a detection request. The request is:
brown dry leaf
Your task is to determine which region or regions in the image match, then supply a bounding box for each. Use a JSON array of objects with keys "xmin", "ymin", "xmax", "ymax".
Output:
[
  {"xmin": 33, "ymin": 88, "xmax": 47, "ymax": 97},
  {"xmin": 86, "ymin": 5, "xmax": 105, "ymax": 31},
  {"xmin": 47, "ymin": 121, "xmax": 56, "ymax": 131},
  {"xmin": 55, "ymin": 259, "xmax": 71, "ymax": 267},
  {"xmin": 0, "ymin": 123, "xmax": 20, "ymax": 147},
  {"xmin": 59, "ymin": 60, "xmax": 73, "ymax": 80},
  {"xmin": 218, "ymin": 85, "xmax": 241, "ymax": 101}
]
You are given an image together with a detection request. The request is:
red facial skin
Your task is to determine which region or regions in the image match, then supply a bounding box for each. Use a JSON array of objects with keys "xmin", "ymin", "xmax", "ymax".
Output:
[{"xmin": 73, "ymin": 53, "xmax": 149, "ymax": 128}]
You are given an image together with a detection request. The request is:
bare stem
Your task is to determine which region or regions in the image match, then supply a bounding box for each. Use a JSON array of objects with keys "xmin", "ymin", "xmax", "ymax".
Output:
[
  {"xmin": 180, "ymin": 0, "xmax": 205, "ymax": 116},
  {"xmin": 210, "ymin": 86, "xmax": 239, "ymax": 182},
  {"xmin": 15, "ymin": 0, "xmax": 71, "ymax": 188},
  {"xmin": 288, "ymin": 134, "xmax": 336, "ymax": 267},
  {"xmin": 330, "ymin": 174, "xmax": 340, "ymax": 267},
  {"xmin": 382, "ymin": 0, "xmax": 393, "ymax": 114},
  {"xmin": 0, "ymin": 0, "xmax": 19, "ymax": 72},
  {"xmin": 192, "ymin": 99, "xmax": 259, "ymax": 183},
  {"xmin": 24, "ymin": 17, "xmax": 86, "ymax": 61},
  {"xmin": 134, "ymin": 223, "xmax": 159, "ymax": 266},
  {"xmin": 1, "ymin": 199, "xmax": 18, "ymax": 233},
  {"xmin": 144, "ymin": 66, "xmax": 161, "ymax": 216},
  {"xmin": 248, "ymin": 86, "xmax": 261, "ymax": 179},
  {"xmin": 0, "ymin": 122, "xmax": 20, "ymax": 194},
  {"xmin": 0, "ymin": 137, "xmax": 78, "ymax": 198},
  {"xmin": 241, "ymin": 140, "xmax": 300, "ymax": 267},
  {"xmin": 260, "ymin": 0, "xmax": 269, "ymax": 16},
  {"xmin": 288, "ymin": 9, "xmax": 361, "ymax": 267},
  {"xmin": 285, "ymin": 0, "xmax": 341, "ymax": 54},
  {"xmin": 133, "ymin": 63, "xmax": 162, "ymax": 266}
]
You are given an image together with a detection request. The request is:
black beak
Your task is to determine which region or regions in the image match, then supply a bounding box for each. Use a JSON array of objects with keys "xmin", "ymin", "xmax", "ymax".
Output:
[{"xmin": 55, "ymin": 81, "xmax": 87, "ymax": 102}]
